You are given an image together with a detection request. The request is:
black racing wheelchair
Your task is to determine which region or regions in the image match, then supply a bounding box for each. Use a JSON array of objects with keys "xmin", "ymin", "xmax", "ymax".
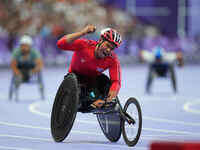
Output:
[
  {"xmin": 51, "ymin": 73, "xmax": 142, "ymax": 147},
  {"xmin": 9, "ymin": 61, "xmax": 45, "ymax": 101},
  {"xmin": 146, "ymin": 63, "xmax": 177, "ymax": 93},
  {"xmin": 9, "ymin": 72, "xmax": 45, "ymax": 101}
]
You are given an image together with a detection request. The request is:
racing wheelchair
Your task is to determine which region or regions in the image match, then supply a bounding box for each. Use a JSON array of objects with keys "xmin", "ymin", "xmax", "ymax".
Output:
[
  {"xmin": 146, "ymin": 62, "xmax": 177, "ymax": 93},
  {"xmin": 51, "ymin": 73, "xmax": 142, "ymax": 147},
  {"xmin": 9, "ymin": 71, "xmax": 45, "ymax": 101}
]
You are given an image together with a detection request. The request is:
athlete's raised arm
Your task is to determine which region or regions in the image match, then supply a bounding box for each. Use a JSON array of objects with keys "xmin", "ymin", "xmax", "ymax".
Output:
[
  {"xmin": 65, "ymin": 25, "xmax": 96, "ymax": 43},
  {"xmin": 57, "ymin": 25, "xmax": 96, "ymax": 50}
]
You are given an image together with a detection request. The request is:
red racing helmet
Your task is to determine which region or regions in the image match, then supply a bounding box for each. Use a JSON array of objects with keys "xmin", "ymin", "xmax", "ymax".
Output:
[{"xmin": 100, "ymin": 28, "xmax": 122, "ymax": 48}]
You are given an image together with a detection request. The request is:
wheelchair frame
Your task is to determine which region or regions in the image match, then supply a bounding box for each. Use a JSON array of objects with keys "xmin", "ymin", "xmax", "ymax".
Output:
[
  {"xmin": 51, "ymin": 73, "xmax": 142, "ymax": 147},
  {"xmin": 9, "ymin": 72, "xmax": 45, "ymax": 101}
]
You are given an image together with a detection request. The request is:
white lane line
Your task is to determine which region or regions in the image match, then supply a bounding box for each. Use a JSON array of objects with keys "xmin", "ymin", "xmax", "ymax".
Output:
[
  {"xmin": 143, "ymin": 127, "xmax": 200, "ymax": 136},
  {"xmin": 0, "ymin": 121, "xmax": 198, "ymax": 148},
  {"xmin": 0, "ymin": 134, "xmax": 147, "ymax": 150},
  {"xmin": 29, "ymin": 101, "xmax": 200, "ymax": 127},
  {"xmin": 0, "ymin": 132, "xmax": 192, "ymax": 144},
  {"xmin": 0, "ymin": 133, "xmax": 183, "ymax": 142},
  {"xmin": 142, "ymin": 134, "xmax": 186, "ymax": 137},
  {"xmin": 140, "ymin": 95, "xmax": 186, "ymax": 101},
  {"xmin": 184, "ymin": 99, "xmax": 200, "ymax": 115},
  {"xmin": 2, "ymin": 119, "xmax": 200, "ymax": 138},
  {"xmin": 0, "ymin": 121, "xmax": 102, "ymax": 136},
  {"xmin": 29, "ymin": 102, "xmax": 49, "ymax": 118},
  {"xmin": 74, "ymin": 142, "xmax": 147, "ymax": 149},
  {"xmin": 28, "ymin": 101, "xmax": 98, "ymax": 125},
  {"xmin": 0, "ymin": 121, "xmax": 49, "ymax": 130},
  {"xmin": 0, "ymin": 134, "xmax": 52, "ymax": 142},
  {"xmin": 28, "ymin": 101, "xmax": 200, "ymax": 136},
  {"xmin": 143, "ymin": 116, "xmax": 200, "ymax": 126},
  {"xmin": 0, "ymin": 120, "xmax": 189, "ymax": 136},
  {"xmin": 0, "ymin": 145, "xmax": 36, "ymax": 150}
]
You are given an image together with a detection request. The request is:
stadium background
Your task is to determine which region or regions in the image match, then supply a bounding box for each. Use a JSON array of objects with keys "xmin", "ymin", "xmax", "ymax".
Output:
[
  {"xmin": 0, "ymin": 1, "xmax": 200, "ymax": 150},
  {"xmin": 0, "ymin": 0, "xmax": 200, "ymax": 66}
]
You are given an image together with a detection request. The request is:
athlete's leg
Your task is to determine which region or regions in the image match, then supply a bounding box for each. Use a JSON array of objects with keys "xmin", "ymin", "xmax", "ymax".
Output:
[
  {"xmin": 87, "ymin": 74, "xmax": 111, "ymax": 108},
  {"xmin": 66, "ymin": 73, "xmax": 91, "ymax": 111},
  {"xmin": 69, "ymin": 73, "xmax": 110, "ymax": 98},
  {"xmin": 71, "ymin": 73, "xmax": 90, "ymax": 100},
  {"xmin": 17, "ymin": 61, "xmax": 35, "ymax": 82},
  {"xmin": 95, "ymin": 74, "xmax": 111, "ymax": 97}
]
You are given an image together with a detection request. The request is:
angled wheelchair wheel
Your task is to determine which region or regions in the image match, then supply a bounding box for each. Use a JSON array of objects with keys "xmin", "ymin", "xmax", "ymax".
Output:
[
  {"xmin": 9, "ymin": 79, "xmax": 14, "ymax": 101},
  {"xmin": 96, "ymin": 97, "xmax": 122, "ymax": 142},
  {"xmin": 51, "ymin": 73, "xmax": 79, "ymax": 142},
  {"xmin": 122, "ymin": 97, "xmax": 142, "ymax": 147},
  {"xmin": 8, "ymin": 76, "xmax": 19, "ymax": 102}
]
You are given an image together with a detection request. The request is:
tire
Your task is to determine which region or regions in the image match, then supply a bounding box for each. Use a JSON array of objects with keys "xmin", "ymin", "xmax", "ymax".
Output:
[
  {"xmin": 122, "ymin": 97, "xmax": 142, "ymax": 147},
  {"xmin": 97, "ymin": 97, "xmax": 122, "ymax": 142},
  {"xmin": 51, "ymin": 73, "xmax": 79, "ymax": 142},
  {"xmin": 8, "ymin": 76, "xmax": 15, "ymax": 101},
  {"xmin": 9, "ymin": 84, "xmax": 13, "ymax": 100}
]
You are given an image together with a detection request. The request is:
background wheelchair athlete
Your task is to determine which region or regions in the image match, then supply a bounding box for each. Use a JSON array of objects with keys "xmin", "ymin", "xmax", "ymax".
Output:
[
  {"xmin": 140, "ymin": 46, "xmax": 184, "ymax": 94},
  {"xmin": 10, "ymin": 35, "xmax": 44, "ymax": 101}
]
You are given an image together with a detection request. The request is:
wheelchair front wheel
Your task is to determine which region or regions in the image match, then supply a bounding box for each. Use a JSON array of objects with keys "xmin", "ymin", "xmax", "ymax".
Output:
[
  {"xmin": 122, "ymin": 97, "xmax": 142, "ymax": 147},
  {"xmin": 51, "ymin": 73, "xmax": 79, "ymax": 142}
]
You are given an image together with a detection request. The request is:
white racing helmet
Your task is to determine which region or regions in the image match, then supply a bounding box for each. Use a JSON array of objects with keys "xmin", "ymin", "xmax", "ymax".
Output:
[{"xmin": 19, "ymin": 35, "xmax": 33, "ymax": 46}]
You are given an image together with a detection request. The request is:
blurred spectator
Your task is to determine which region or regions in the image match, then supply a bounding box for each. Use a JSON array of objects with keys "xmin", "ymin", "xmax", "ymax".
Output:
[
  {"xmin": 0, "ymin": 0, "xmax": 198, "ymax": 66},
  {"xmin": 123, "ymin": 16, "xmax": 145, "ymax": 55},
  {"xmin": 142, "ymin": 25, "xmax": 171, "ymax": 51}
]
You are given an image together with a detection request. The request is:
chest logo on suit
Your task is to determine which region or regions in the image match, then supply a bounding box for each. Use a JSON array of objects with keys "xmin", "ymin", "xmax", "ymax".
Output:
[
  {"xmin": 80, "ymin": 58, "xmax": 85, "ymax": 63},
  {"xmin": 96, "ymin": 67, "xmax": 104, "ymax": 72}
]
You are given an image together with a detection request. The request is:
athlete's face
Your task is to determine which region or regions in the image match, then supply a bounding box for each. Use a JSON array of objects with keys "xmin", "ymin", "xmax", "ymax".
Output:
[
  {"xmin": 20, "ymin": 44, "xmax": 31, "ymax": 55},
  {"xmin": 95, "ymin": 40, "xmax": 116, "ymax": 59}
]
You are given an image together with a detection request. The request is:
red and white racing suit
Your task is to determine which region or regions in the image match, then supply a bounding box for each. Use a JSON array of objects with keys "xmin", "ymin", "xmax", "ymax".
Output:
[{"xmin": 57, "ymin": 37, "xmax": 121, "ymax": 94}]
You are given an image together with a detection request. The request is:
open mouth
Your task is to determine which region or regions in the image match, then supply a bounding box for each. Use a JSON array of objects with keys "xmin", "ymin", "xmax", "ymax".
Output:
[
  {"xmin": 103, "ymin": 51, "xmax": 111, "ymax": 57},
  {"xmin": 103, "ymin": 51, "xmax": 107, "ymax": 57}
]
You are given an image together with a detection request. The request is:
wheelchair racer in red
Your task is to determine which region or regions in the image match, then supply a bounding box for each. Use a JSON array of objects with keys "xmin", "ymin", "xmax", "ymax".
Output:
[{"xmin": 57, "ymin": 25, "xmax": 122, "ymax": 109}]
